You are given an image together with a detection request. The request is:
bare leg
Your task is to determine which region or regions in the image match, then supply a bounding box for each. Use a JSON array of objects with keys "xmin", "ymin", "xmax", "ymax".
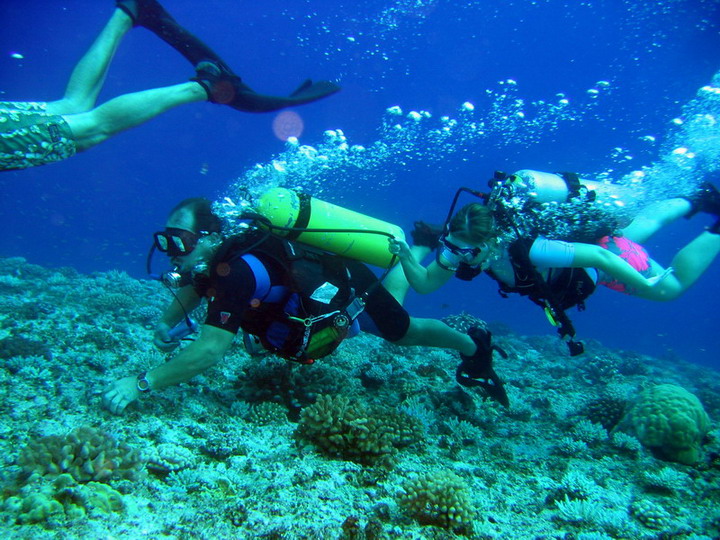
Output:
[
  {"xmin": 46, "ymin": 9, "xmax": 133, "ymax": 115},
  {"xmin": 621, "ymin": 198, "xmax": 692, "ymax": 243},
  {"xmin": 634, "ymin": 231, "xmax": 720, "ymax": 301},
  {"xmin": 394, "ymin": 317, "xmax": 475, "ymax": 356},
  {"xmin": 61, "ymin": 81, "xmax": 207, "ymax": 151},
  {"xmin": 384, "ymin": 245, "xmax": 431, "ymax": 303}
]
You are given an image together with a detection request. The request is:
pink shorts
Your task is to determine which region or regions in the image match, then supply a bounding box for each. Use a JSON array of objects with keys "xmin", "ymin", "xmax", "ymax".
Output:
[{"xmin": 596, "ymin": 236, "xmax": 651, "ymax": 294}]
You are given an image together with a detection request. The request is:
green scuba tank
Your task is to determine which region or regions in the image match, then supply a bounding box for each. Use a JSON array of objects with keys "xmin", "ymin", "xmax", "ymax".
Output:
[{"xmin": 255, "ymin": 188, "xmax": 405, "ymax": 268}]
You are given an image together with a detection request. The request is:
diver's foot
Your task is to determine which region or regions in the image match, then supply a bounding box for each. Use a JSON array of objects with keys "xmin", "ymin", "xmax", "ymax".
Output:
[
  {"xmin": 456, "ymin": 326, "xmax": 510, "ymax": 408},
  {"xmin": 686, "ymin": 179, "xmax": 720, "ymax": 219},
  {"xmin": 116, "ymin": 0, "xmax": 173, "ymax": 29},
  {"xmin": 411, "ymin": 221, "xmax": 443, "ymax": 249},
  {"xmin": 116, "ymin": 0, "xmax": 139, "ymax": 25},
  {"xmin": 191, "ymin": 60, "xmax": 239, "ymax": 104},
  {"xmin": 459, "ymin": 326, "xmax": 493, "ymax": 375}
]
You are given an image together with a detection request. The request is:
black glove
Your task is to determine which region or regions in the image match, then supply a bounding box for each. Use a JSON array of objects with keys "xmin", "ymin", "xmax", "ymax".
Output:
[
  {"xmin": 456, "ymin": 326, "xmax": 510, "ymax": 408},
  {"xmin": 411, "ymin": 221, "xmax": 443, "ymax": 250}
]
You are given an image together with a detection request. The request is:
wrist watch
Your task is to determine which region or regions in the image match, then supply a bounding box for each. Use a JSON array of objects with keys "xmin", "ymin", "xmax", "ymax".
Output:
[{"xmin": 136, "ymin": 372, "xmax": 151, "ymax": 392}]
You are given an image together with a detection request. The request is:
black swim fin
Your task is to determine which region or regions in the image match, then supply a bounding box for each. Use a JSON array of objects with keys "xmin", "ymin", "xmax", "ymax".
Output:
[
  {"xmin": 132, "ymin": 2, "xmax": 341, "ymax": 112},
  {"xmin": 194, "ymin": 63, "xmax": 341, "ymax": 113},
  {"xmin": 122, "ymin": 0, "xmax": 231, "ymax": 69},
  {"xmin": 685, "ymin": 179, "xmax": 720, "ymax": 219},
  {"xmin": 455, "ymin": 326, "xmax": 510, "ymax": 408},
  {"xmin": 229, "ymin": 79, "xmax": 341, "ymax": 113},
  {"xmin": 456, "ymin": 364, "xmax": 510, "ymax": 408}
]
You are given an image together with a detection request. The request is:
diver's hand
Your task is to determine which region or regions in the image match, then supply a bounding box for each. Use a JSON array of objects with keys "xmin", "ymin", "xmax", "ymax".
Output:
[
  {"xmin": 647, "ymin": 267, "xmax": 674, "ymax": 287},
  {"xmin": 154, "ymin": 322, "xmax": 180, "ymax": 352},
  {"xmin": 102, "ymin": 376, "xmax": 140, "ymax": 415},
  {"xmin": 388, "ymin": 237, "xmax": 412, "ymax": 260}
]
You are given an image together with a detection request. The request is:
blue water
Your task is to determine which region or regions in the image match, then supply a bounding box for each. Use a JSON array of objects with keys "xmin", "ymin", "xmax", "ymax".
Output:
[{"xmin": 1, "ymin": 0, "xmax": 719, "ymax": 367}]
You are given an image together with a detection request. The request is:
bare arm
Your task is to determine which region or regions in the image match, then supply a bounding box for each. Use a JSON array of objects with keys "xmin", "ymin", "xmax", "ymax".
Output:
[
  {"xmin": 146, "ymin": 325, "xmax": 235, "ymax": 389},
  {"xmin": 388, "ymin": 237, "xmax": 455, "ymax": 293},
  {"xmin": 102, "ymin": 324, "xmax": 235, "ymax": 414},
  {"xmin": 570, "ymin": 243, "xmax": 667, "ymax": 291}
]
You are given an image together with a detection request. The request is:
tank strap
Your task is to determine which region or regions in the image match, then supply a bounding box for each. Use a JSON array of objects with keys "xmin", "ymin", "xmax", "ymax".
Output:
[
  {"xmin": 240, "ymin": 253, "xmax": 288, "ymax": 303},
  {"xmin": 284, "ymin": 192, "xmax": 312, "ymax": 241},
  {"xmin": 556, "ymin": 171, "xmax": 596, "ymax": 202}
]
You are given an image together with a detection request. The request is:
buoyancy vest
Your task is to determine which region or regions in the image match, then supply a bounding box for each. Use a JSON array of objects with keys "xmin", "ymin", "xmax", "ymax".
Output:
[
  {"xmin": 211, "ymin": 233, "xmax": 365, "ymax": 363},
  {"xmin": 451, "ymin": 238, "xmax": 594, "ymax": 356},
  {"xmin": 484, "ymin": 239, "xmax": 596, "ymax": 311}
]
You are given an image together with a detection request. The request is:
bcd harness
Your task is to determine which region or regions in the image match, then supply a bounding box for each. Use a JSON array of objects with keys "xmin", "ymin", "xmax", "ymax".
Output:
[
  {"xmin": 483, "ymin": 240, "xmax": 595, "ymax": 356},
  {"xmin": 212, "ymin": 233, "xmax": 367, "ymax": 364}
]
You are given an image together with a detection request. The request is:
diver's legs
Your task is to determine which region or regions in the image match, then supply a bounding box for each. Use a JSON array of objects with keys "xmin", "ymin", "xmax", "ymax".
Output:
[
  {"xmin": 395, "ymin": 317, "xmax": 475, "ymax": 356},
  {"xmin": 46, "ymin": 9, "xmax": 133, "ymax": 116},
  {"xmin": 633, "ymin": 231, "xmax": 720, "ymax": 301},
  {"xmin": 621, "ymin": 198, "xmax": 692, "ymax": 244},
  {"xmin": 61, "ymin": 81, "xmax": 207, "ymax": 151},
  {"xmin": 384, "ymin": 245, "xmax": 431, "ymax": 304}
]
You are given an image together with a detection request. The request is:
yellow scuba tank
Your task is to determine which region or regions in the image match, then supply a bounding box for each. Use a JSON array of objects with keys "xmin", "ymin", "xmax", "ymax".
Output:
[{"xmin": 255, "ymin": 188, "xmax": 405, "ymax": 268}]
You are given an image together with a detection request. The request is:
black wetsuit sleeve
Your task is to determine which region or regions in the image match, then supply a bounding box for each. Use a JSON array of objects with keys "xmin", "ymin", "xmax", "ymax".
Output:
[{"xmin": 203, "ymin": 257, "xmax": 257, "ymax": 335}]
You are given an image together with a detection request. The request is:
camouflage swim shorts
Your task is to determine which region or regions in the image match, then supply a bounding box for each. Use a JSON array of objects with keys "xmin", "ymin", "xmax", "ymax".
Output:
[{"xmin": 0, "ymin": 101, "xmax": 77, "ymax": 172}]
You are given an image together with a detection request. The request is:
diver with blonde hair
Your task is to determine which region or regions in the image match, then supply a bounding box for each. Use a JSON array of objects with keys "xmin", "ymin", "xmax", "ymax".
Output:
[{"xmin": 386, "ymin": 170, "xmax": 720, "ymax": 355}]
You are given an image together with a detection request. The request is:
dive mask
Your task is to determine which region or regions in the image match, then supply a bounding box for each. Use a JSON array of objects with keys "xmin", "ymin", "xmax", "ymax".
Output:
[
  {"xmin": 153, "ymin": 227, "xmax": 206, "ymax": 257},
  {"xmin": 439, "ymin": 235, "xmax": 482, "ymax": 262}
]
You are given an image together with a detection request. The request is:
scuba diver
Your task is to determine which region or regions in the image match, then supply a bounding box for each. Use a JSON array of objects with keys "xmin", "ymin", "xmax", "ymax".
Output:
[
  {"xmin": 102, "ymin": 196, "xmax": 510, "ymax": 415},
  {"xmin": 385, "ymin": 170, "xmax": 720, "ymax": 356},
  {"xmin": 1, "ymin": 0, "xmax": 340, "ymax": 172}
]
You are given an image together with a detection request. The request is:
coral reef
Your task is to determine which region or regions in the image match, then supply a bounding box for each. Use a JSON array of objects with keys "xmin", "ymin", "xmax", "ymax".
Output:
[
  {"xmin": 615, "ymin": 383, "xmax": 711, "ymax": 465},
  {"xmin": 0, "ymin": 258, "xmax": 719, "ymax": 538},
  {"xmin": 296, "ymin": 394, "xmax": 423, "ymax": 465},
  {"xmin": 17, "ymin": 426, "xmax": 143, "ymax": 483},
  {"xmin": 397, "ymin": 471, "xmax": 475, "ymax": 535},
  {"xmin": 3, "ymin": 474, "xmax": 124, "ymax": 525}
]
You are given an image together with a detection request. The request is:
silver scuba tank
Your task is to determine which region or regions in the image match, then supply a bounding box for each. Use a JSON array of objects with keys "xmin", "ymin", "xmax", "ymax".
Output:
[
  {"xmin": 506, "ymin": 170, "xmax": 577, "ymax": 203},
  {"xmin": 500, "ymin": 169, "xmax": 636, "ymax": 210}
]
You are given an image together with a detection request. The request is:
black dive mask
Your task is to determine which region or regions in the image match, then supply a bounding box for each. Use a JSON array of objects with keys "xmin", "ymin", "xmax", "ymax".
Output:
[{"xmin": 153, "ymin": 227, "xmax": 206, "ymax": 257}]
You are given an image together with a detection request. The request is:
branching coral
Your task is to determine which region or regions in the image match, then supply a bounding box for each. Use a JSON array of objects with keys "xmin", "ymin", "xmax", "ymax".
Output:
[
  {"xmin": 397, "ymin": 471, "xmax": 475, "ymax": 535},
  {"xmin": 583, "ymin": 394, "xmax": 627, "ymax": 431},
  {"xmin": 630, "ymin": 499, "xmax": 672, "ymax": 530},
  {"xmin": 295, "ymin": 394, "xmax": 423, "ymax": 465},
  {"xmin": 146, "ymin": 443, "xmax": 197, "ymax": 476},
  {"xmin": 3, "ymin": 473, "xmax": 124, "ymax": 525},
  {"xmin": 235, "ymin": 359, "xmax": 350, "ymax": 418},
  {"xmin": 17, "ymin": 426, "xmax": 143, "ymax": 483}
]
